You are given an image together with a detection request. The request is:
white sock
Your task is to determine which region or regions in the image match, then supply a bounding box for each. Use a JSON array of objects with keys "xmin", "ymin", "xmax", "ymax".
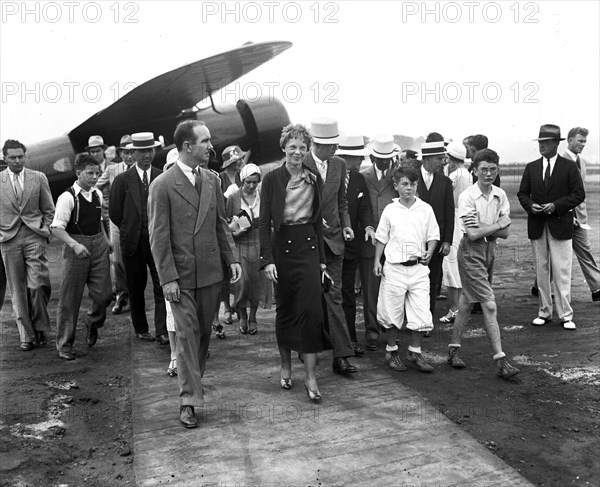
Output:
[
  {"xmin": 493, "ymin": 352, "xmax": 506, "ymax": 360},
  {"xmin": 408, "ymin": 346, "xmax": 421, "ymax": 354},
  {"xmin": 386, "ymin": 345, "xmax": 398, "ymax": 352},
  {"xmin": 448, "ymin": 343, "xmax": 461, "ymax": 348}
]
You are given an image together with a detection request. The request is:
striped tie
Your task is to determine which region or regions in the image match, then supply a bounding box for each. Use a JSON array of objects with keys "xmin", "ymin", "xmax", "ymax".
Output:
[{"xmin": 13, "ymin": 173, "xmax": 23, "ymax": 204}]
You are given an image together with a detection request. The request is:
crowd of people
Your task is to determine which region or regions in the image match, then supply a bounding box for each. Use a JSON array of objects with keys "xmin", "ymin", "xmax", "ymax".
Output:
[{"xmin": 0, "ymin": 118, "xmax": 597, "ymax": 429}]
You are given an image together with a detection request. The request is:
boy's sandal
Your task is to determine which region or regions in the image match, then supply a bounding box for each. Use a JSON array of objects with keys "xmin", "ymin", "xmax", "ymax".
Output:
[{"xmin": 439, "ymin": 309, "xmax": 458, "ymax": 323}]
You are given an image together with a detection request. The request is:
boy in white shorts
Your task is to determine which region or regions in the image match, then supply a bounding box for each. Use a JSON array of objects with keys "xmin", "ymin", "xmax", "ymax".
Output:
[{"xmin": 374, "ymin": 167, "xmax": 439, "ymax": 372}]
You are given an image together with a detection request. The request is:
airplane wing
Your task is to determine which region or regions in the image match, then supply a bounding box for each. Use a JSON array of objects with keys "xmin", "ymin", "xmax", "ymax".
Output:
[{"xmin": 68, "ymin": 41, "xmax": 292, "ymax": 148}]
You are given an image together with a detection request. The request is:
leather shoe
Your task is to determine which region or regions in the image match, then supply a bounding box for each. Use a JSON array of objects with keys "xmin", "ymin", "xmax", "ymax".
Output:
[
  {"xmin": 562, "ymin": 320, "xmax": 576, "ymax": 330},
  {"xmin": 531, "ymin": 286, "xmax": 539, "ymax": 297},
  {"xmin": 179, "ymin": 406, "xmax": 197, "ymax": 428},
  {"xmin": 353, "ymin": 343, "xmax": 365, "ymax": 356},
  {"xmin": 592, "ymin": 289, "xmax": 600, "ymax": 302},
  {"xmin": 333, "ymin": 357, "xmax": 357, "ymax": 374},
  {"xmin": 136, "ymin": 332, "xmax": 156, "ymax": 341},
  {"xmin": 112, "ymin": 301, "xmax": 124, "ymax": 314},
  {"xmin": 86, "ymin": 326, "xmax": 98, "ymax": 347},
  {"xmin": 59, "ymin": 351, "xmax": 76, "ymax": 360},
  {"xmin": 34, "ymin": 330, "xmax": 47, "ymax": 346},
  {"xmin": 365, "ymin": 339, "xmax": 378, "ymax": 352},
  {"xmin": 20, "ymin": 342, "xmax": 33, "ymax": 351},
  {"xmin": 532, "ymin": 316, "xmax": 551, "ymax": 326},
  {"xmin": 156, "ymin": 334, "xmax": 170, "ymax": 345}
]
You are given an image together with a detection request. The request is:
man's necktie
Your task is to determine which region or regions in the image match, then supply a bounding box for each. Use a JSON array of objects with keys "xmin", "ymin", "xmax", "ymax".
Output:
[
  {"xmin": 544, "ymin": 160, "xmax": 551, "ymax": 190},
  {"xmin": 425, "ymin": 172, "xmax": 433, "ymax": 190},
  {"xmin": 576, "ymin": 155, "xmax": 581, "ymax": 171},
  {"xmin": 142, "ymin": 170, "xmax": 149, "ymax": 193},
  {"xmin": 192, "ymin": 167, "xmax": 201, "ymax": 196},
  {"xmin": 345, "ymin": 171, "xmax": 350, "ymax": 192},
  {"xmin": 13, "ymin": 173, "xmax": 23, "ymax": 204}
]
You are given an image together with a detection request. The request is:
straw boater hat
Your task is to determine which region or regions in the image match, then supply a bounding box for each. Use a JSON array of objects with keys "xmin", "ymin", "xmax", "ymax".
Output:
[
  {"xmin": 420, "ymin": 141, "xmax": 447, "ymax": 158},
  {"xmin": 119, "ymin": 134, "xmax": 133, "ymax": 150},
  {"xmin": 85, "ymin": 135, "xmax": 108, "ymax": 151},
  {"xmin": 310, "ymin": 117, "xmax": 344, "ymax": 144},
  {"xmin": 126, "ymin": 132, "xmax": 162, "ymax": 149},
  {"xmin": 446, "ymin": 141, "xmax": 466, "ymax": 161},
  {"xmin": 532, "ymin": 124, "xmax": 565, "ymax": 141},
  {"xmin": 370, "ymin": 135, "xmax": 401, "ymax": 159},
  {"xmin": 336, "ymin": 135, "xmax": 370, "ymax": 157},
  {"xmin": 221, "ymin": 145, "xmax": 247, "ymax": 169}
]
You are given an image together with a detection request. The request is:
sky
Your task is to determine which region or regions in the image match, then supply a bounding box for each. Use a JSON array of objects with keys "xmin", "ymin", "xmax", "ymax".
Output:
[{"xmin": 1, "ymin": 0, "xmax": 599, "ymax": 163}]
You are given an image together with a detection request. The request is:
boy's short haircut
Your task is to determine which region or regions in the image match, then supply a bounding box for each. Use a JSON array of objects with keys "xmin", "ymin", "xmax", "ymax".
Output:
[
  {"xmin": 75, "ymin": 153, "xmax": 101, "ymax": 172},
  {"xmin": 471, "ymin": 148, "xmax": 499, "ymax": 169},
  {"xmin": 469, "ymin": 134, "xmax": 488, "ymax": 151},
  {"xmin": 392, "ymin": 166, "xmax": 419, "ymax": 183}
]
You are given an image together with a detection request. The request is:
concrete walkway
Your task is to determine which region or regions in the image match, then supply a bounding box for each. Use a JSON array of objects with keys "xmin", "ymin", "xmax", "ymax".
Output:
[{"xmin": 132, "ymin": 309, "xmax": 533, "ymax": 487}]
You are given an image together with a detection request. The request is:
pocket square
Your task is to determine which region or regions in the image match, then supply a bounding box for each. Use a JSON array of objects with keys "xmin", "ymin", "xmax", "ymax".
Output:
[{"xmin": 357, "ymin": 192, "xmax": 364, "ymax": 198}]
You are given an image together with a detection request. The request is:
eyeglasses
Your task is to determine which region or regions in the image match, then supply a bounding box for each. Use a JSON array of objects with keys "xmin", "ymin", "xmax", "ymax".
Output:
[{"xmin": 478, "ymin": 167, "xmax": 498, "ymax": 175}]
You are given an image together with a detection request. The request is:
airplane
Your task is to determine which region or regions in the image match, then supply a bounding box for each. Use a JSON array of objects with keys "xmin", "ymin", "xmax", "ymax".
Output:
[{"xmin": 2, "ymin": 41, "xmax": 293, "ymax": 199}]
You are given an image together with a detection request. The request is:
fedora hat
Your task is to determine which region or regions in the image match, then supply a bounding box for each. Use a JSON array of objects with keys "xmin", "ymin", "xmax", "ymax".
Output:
[
  {"xmin": 370, "ymin": 135, "xmax": 401, "ymax": 159},
  {"xmin": 336, "ymin": 135, "xmax": 370, "ymax": 156},
  {"xmin": 85, "ymin": 135, "xmax": 107, "ymax": 151},
  {"xmin": 533, "ymin": 124, "xmax": 565, "ymax": 141},
  {"xmin": 221, "ymin": 145, "xmax": 247, "ymax": 168},
  {"xmin": 119, "ymin": 134, "xmax": 133, "ymax": 149},
  {"xmin": 126, "ymin": 132, "xmax": 162, "ymax": 149},
  {"xmin": 310, "ymin": 117, "xmax": 344, "ymax": 144},
  {"xmin": 446, "ymin": 141, "xmax": 466, "ymax": 161},
  {"xmin": 420, "ymin": 141, "xmax": 447, "ymax": 157}
]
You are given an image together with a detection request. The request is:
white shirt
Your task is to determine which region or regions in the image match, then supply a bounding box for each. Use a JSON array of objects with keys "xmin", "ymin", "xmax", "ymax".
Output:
[
  {"xmin": 542, "ymin": 154, "xmax": 558, "ymax": 179},
  {"xmin": 51, "ymin": 182, "xmax": 103, "ymax": 229},
  {"xmin": 457, "ymin": 183, "xmax": 509, "ymax": 234},
  {"xmin": 135, "ymin": 164, "xmax": 151, "ymax": 184},
  {"xmin": 421, "ymin": 166, "xmax": 434, "ymax": 190},
  {"xmin": 312, "ymin": 151, "xmax": 328, "ymax": 181},
  {"xmin": 375, "ymin": 198, "xmax": 440, "ymax": 263},
  {"xmin": 374, "ymin": 164, "xmax": 388, "ymax": 181},
  {"xmin": 176, "ymin": 160, "xmax": 197, "ymax": 186}
]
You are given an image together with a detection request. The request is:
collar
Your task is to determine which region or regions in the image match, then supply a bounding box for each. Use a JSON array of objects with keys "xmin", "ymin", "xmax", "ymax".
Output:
[
  {"xmin": 73, "ymin": 181, "xmax": 94, "ymax": 196},
  {"xmin": 421, "ymin": 165, "xmax": 434, "ymax": 180},
  {"xmin": 312, "ymin": 151, "xmax": 326, "ymax": 166},
  {"xmin": 135, "ymin": 164, "xmax": 150, "ymax": 178},
  {"xmin": 7, "ymin": 168, "xmax": 23, "ymax": 178},
  {"xmin": 565, "ymin": 148, "xmax": 578, "ymax": 161},
  {"xmin": 545, "ymin": 154, "xmax": 558, "ymax": 165},
  {"xmin": 176, "ymin": 159, "xmax": 197, "ymax": 176},
  {"xmin": 392, "ymin": 196, "xmax": 424, "ymax": 209},
  {"xmin": 473, "ymin": 182, "xmax": 502, "ymax": 200}
]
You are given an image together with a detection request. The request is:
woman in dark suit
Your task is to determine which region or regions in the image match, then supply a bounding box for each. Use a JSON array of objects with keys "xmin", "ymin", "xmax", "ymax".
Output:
[{"xmin": 259, "ymin": 123, "xmax": 331, "ymax": 402}]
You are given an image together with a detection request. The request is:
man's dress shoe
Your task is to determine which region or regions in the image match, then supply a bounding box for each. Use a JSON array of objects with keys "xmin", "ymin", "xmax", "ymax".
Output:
[
  {"xmin": 86, "ymin": 327, "xmax": 98, "ymax": 348},
  {"xmin": 59, "ymin": 351, "xmax": 76, "ymax": 360},
  {"xmin": 136, "ymin": 332, "xmax": 156, "ymax": 341},
  {"xmin": 180, "ymin": 406, "xmax": 197, "ymax": 428},
  {"xmin": 156, "ymin": 334, "xmax": 170, "ymax": 345},
  {"xmin": 592, "ymin": 289, "xmax": 600, "ymax": 302},
  {"xmin": 332, "ymin": 357, "xmax": 357, "ymax": 374},
  {"xmin": 20, "ymin": 342, "xmax": 33, "ymax": 351}
]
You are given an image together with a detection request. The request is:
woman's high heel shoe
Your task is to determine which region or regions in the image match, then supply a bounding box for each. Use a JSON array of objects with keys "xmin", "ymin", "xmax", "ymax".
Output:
[{"xmin": 304, "ymin": 381, "xmax": 321, "ymax": 403}]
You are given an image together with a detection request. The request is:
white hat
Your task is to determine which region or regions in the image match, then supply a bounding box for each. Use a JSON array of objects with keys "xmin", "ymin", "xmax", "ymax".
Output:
[
  {"xmin": 240, "ymin": 163, "xmax": 261, "ymax": 181},
  {"xmin": 420, "ymin": 141, "xmax": 446, "ymax": 157},
  {"xmin": 446, "ymin": 141, "xmax": 466, "ymax": 161},
  {"xmin": 85, "ymin": 135, "xmax": 107, "ymax": 151},
  {"xmin": 371, "ymin": 135, "xmax": 401, "ymax": 159},
  {"xmin": 336, "ymin": 135, "xmax": 370, "ymax": 156},
  {"xmin": 309, "ymin": 117, "xmax": 344, "ymax": 144},
  {"xmin": 164, "ymin": 147, "xmax": 179, "ymax": 170},
  {"xmin": 126, "ymin": 132, "xmax": 162, "ymax": 149}
]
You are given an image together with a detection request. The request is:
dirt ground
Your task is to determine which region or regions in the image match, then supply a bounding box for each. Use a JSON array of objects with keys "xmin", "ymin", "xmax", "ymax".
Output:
[{"xmin": 0, "ymin": 172, "xmax": 598, "ymax": 487}]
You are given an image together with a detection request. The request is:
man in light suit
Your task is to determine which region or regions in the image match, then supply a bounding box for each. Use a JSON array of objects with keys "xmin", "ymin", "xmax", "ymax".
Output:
[
  {"xmin": 417, "ymin": 141, "xmax": 455, "ymax": 319},
  {"xmin": 0, "ymin": 139, "xmax": 55, "ymax": 350},
  {"xmin": 336, "ymin": 136, "xmax": 375, "ymax": 356},
  {"xmin": 562, "ymin": 127, "xmax": 600, "ymax": 302},
  {"xmin": 518, "ymin": 124, "xmax": 585, "ymax": 330},
  {"xmin": 109, "ymin": 133, "xmax": 168, "ymax": 344},
  {"xmin": 149, "ymin": 120, "xmax": 240, "ymax": 428},
  {"xmin": 304, "ymin": 118, "xmax": 357, "ymax": 375},
  {"xmin": 359, "ymin": 135, "xmax": 399, "ymax": 351}
]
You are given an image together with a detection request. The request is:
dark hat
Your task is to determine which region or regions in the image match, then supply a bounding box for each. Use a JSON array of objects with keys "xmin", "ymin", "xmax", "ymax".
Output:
[
  {"xmin": 221, "ymin": 145, "xmax": 247, "ymax": 168},
  {"xmin": 533, "ymin": 124, "xmax": 565, "ymax": 141}
]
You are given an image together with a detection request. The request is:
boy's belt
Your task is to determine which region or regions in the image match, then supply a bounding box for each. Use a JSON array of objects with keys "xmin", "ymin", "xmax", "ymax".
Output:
[
  {"xmin": 465, "ymin": 234, "xmax": 497, "ymax": 243},
  {"xmin": 399, "ymin": 258, "xmax": 421, "ymax": 266}
]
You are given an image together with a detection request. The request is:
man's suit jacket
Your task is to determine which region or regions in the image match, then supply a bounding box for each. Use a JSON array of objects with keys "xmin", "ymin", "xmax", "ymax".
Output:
[
  {"xmin": 517, "ymin": 155, "xmax": 585, "ymax": 240},
  {"xmin": 359, "ymin": 164, "xmax": 398, "ymax": 259},
  {"xmin": 0, "ymin": 167, "xmax": 54, "ymax": 243},
  {"xmin": 562, "ymin": 151, "xmax": 588, "ymax": 226},
  {"xmin": 109, "ymin": 165, "xmax": 162, "ymax": 257},
  {"xmin": 417, "ymin": 172, "xmax": 454, "ymax": 245},
  {"xmin": 304, "ymin": 153, "xmax": 351, "ymax": 256},
  {"xmin": 148, "ymin": 163, "xmax": 235, "ymax": 289},
  {"xmin": 344, "ymin": 170, "xmax": 373, "ymax": 260}
]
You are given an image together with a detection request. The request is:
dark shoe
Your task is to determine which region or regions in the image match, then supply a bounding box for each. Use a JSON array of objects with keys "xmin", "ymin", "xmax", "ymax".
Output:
[
  {"xmin": 353, "ymin": 343, "xmax": 365, "ymax": 356},
  {"xmin": 238, "ymin": 319, "xmax": 248, "ymax": 334},
  {"xmin": 34, "ymin": 331, "xmax": 47, "ymax": 346},
  {"xmin": 447, "ymin": 346, "xmax": 466, "ymax": 369},
  {"xmin": 20, "ymin": 342, "xmax": 33, "ymax": 351},
  {"xmin": 86, "ymin": 327, "xmax": 98, "ymax": 348},
  {"xmin": 59, "ymin": 351, "xmax": 76, "ymax": 360},
  {"xmin": 531, "ymin": 286, "xmax": 539, "ymax": 297},
  {"xmin": 212, "ymin": 323, "xmax": 226, "ymax": 339},
  {"xmin": 406, "ymin": 351, "xmax": 434, "ymax": 373},
  {"xmin": 592, "ymin": 289, "xmax": 600, "ymax": 302},
  {"xmin": 223, "ymin": 310, "xmax": 233, "ymax": 324},
  {"xmin": 304, "ymin": 381, "xmax": 321, "ymax": 403},
  {"xmin": 136, "ymin": 332, "xmax": 156, "ymax": 341},
  {"xmin": 112, "ymin": 301, "xmax": 124, "ymax": 314},
  {"xmin": 332, "ymin": 357, "xmax": 357, "ymax": 374},
  {"xmin": 167, "ymin": 359, "xmax": 177, "ymax": 377},
  {"xmin": 248, "ymin": 321, "xmax": 258, "ymax": 335},
  {"xmin": 472, "ymin": 302, "xmax": 483, "ymax": 314},
  {"xmin": 384, "ymin": 350, "xmax": 407, "ymax": 371},
  {"xmin": 280, "ymin": 377, "xmax": 292, "ymax": 390},
  {"xmin": 156, "ymin": 334, "xmax": 170, "ymax": 345},
  {"xmin": 496, "ymin": 357, "xmax": 520, "ymax": 379},
  {"xmin": 365, "ymin": 339, "xmax": 378, "ymax": 351},
  {"xmin": 179, "ymin": 406, "xmax": 197, "ymax": 428}
]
